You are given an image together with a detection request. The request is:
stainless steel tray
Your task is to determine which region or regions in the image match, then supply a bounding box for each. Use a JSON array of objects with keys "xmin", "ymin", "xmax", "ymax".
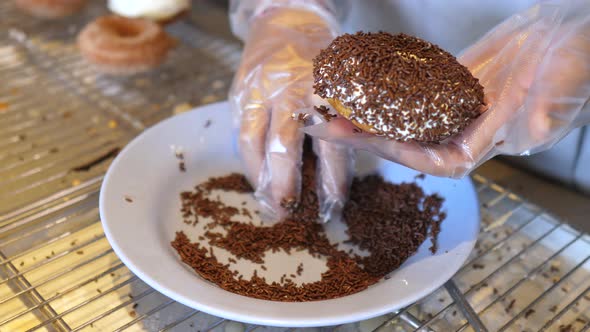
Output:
[{"xmin": 1, "ymin": 2, "xmax": 589, "ymax": 331}]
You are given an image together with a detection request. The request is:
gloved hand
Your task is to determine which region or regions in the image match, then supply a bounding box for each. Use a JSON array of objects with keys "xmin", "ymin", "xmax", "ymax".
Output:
[
  {"xmin": 229, "ymin": 2, "xmax": 353, "ymax": 221},
  {"xmin": 307, "ymin": 0, "xmax": 590, "ymax": 178}
]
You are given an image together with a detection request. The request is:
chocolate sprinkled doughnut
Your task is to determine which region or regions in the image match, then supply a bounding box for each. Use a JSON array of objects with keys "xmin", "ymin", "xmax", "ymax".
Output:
[{"xmin": 313, "ymin": 32, "xmax": 485, "ymax": 142}]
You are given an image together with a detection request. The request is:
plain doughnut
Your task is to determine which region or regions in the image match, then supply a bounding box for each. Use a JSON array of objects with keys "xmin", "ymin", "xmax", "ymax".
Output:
[{"xmin": 77, "ymin": 15, "xmax": 176, "ymax": 75}]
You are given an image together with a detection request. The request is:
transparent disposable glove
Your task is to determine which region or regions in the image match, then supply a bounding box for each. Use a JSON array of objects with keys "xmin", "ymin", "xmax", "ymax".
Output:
[
  {"xmin": 306, "ymin": 0, "xmax": 590, "ymax": 178},
  {"xmin": 229, "ymin": 1, "xmax": 353, "ymax": 221}
]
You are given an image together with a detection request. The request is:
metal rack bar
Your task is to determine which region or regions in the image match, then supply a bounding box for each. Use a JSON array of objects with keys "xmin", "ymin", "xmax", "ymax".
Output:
[
  {"xmin": 0, "ymin": 262, "xmax": 126, "ymax": 325},
  {"xmin": 0, "ymin": 232, "xmax": 104, "ymax": 278},
  {"xmin": 25, "ymin": 275, "xmax": 137, "ymax": 331},
  {"xmin": 244, "ymin": 324, "xmax": 260, "ymax": 332},
  {"xmin": 497, "ymin": 255, "xmax": 590, "ymax": 331},
  {"xmin": 0, "ymin": 141, "xmax": 122, "ymax": 192},
  {"xmin": 537, "ymin": 286, "xmax": 590, "ymax": 331},
  {"xmin": 373, "ymin": 193, "xmax": 512, "ymax": 331},
  {"xmin": 158, "ymin": 310, "xmax": 200, "ymax": 332},
  {"xmin": 21, "ymin": 51, "xmax": 145, "ymax": 133},
  {"xmin": 372, "ymin": 310, "xmax": 441, "ymax": 332},
  {"xmin": 203, "ymin": 318, "xmax": 230, "ymax": 332},
  {"xmin": 0, "ymin": 251, "xmax": 70, "ymax": 332},
  {"xmin": 55, "ymin": 288, "xmax": 156, "ymax": 332},
  {"xmin": 399, "ymin": 312, "xmax": 435, "ymax": 331},
  {"xmin": 450, "ymin": 235, "xmax": 584, "ymax": 332},
  {"xmin": 0, "ymin": 98, "xmax": 80, "ymax": 135},
  {"xmin": 0, "ymin": 134, "xmax": 125, "ymax": 181},
  {"xmin": 464, "ymin": 221, "xmax": 561, "ymax": 289},
  {"xmin": 375, "ymin": 202, "xmax": 545, "ymax": 331},
  {"xmin": 445, "ymin": 281, "xmax": 487, "ymax": 332},
  {"xmin": 0, "ymin": 204, "xmax": 98, "ymax": 251},
  {"xmin": 113, "ymin": 299, "xmax": 177, "ymax": 332},
  {"xmin": 456, "ymin": 205, "xmax": 536, "ymax": 271},
  {"xmin": 0, "ymin": 247, "xmax": 114, "ymax": 306},
  {"xmin": 0, "ymin": 176, "xmax": 102, "ymax": 226}
]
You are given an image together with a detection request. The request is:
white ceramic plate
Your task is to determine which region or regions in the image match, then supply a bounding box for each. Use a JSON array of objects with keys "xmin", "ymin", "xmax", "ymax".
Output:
[{"xmin": 100, "ymin": 101, "xmax": 479, "ymax": 327}]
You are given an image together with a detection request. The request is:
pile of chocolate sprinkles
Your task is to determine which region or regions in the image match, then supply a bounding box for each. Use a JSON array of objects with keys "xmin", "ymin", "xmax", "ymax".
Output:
[
  {"xmin": 313, "ymin": 32, "xmax": 485, "ymax": 142},
  {"xmin": 201, "ymin": 173, "xmax": 253, "ymax": 193},
  {"xmin": 172, "ymin": 147, "xmax": 445, "ymax": 301},
  {"xmin": 345, "ymin": 175, "xmax": 444, "ymax": 276}
]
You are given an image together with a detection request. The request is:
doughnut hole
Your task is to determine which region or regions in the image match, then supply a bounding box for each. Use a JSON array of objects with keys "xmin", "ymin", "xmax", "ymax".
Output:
[{"xmin": 100, "ymin": 16, "xmax": 148, "ymax": 39}]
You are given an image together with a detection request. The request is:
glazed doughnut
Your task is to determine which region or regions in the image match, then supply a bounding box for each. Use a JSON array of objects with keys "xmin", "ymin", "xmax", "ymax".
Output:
[
  {"xmin": 313, "ymin": 32, "xmax": 485, "ymax": 143},
  {"xmin": 107, "ymin": 0, "xmax": 190, "ymax": 24},
  {"xmin": 14, "ymin": 0, "xmax": 87, "ymax": 19},
  {"xmin": 77, "ymin": 15, "xmax": 176, "ymax": 75}
]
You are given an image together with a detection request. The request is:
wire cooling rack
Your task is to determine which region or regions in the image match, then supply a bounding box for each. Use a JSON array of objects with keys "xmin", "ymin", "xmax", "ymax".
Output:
[{"xmin": 1, "ymin": 2, "xmax": 589, "ymax": 331}]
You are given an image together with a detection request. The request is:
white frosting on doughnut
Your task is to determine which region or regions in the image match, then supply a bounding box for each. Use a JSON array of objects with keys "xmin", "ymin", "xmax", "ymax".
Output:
[{"xmin": 108, "ymin": 0, "xmax": 190, "ymax": 20}]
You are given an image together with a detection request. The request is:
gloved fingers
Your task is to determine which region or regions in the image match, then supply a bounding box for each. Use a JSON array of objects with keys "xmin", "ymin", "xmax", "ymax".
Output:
[
  {"xmin": 241, "ymin": 7, "xmax": 336, "ymax": 70},
  {"xmin": 258, "ymin": 94, "xmax": 305, "ymax": 218},
  {"xmin": 459, "ymin": 22, "xmax": 524, "ymax": 79},
  {"xmin": 238, "ymin": 101, "xmax": 271, "ymax": 188},
  {"xmin": 306, "ymin": 102, "xmax": 526, "ymax": 177},
  {"xmin": 362, "ymin": 136, "xmax": 472, "ymax": 178},
  {"xmin": 312, "ymin": 137, "xmax": 353, "ymax": 223},
  {"xmin": 526, "ymin": 21, "xmax": 590, "ymax": 144},
  {"xmin": 303, "ymin": 116, "xmax": 368, "ymax": 139},
  {"xmin": 458, "ymin": 17, "xmax": 565, "ymax": 155},
  {"xmin": 305, "ymin": 118, "xmax": 472, "ymax": 177}
]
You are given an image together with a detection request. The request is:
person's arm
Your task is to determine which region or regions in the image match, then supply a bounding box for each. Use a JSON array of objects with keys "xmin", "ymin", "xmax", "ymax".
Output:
[{"xmin": 308, "ymin": 0, "xmax": 590, "ymax": 178}]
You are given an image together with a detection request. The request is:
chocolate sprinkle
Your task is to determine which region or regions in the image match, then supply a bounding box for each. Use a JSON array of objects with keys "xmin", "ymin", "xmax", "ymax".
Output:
[
  {"xmin": 559, "ymin": 324, "xmax": 573, "ymax": 332},
  {"xmin": 314, "ymin": 105, "xmax": 336, "ymax": 122},
  {"xmin": 296, "ymin": 263, "xmax": 304, "ymax": 276},
  {"xmin": 313, "ymin": 32, "xmax": 485, "ymax": 142},
  {"xmin": 292, "ymin": 113, "xmax": 310, "ymax": 124},
  {"xmin": 472, "ymin": 263, "xmax": 485, "ymax": 269},
  {"xmin": 505, "ymin": 299, "xmax": 516, "ymax": 312},
  {"xmin": 171, "ymin": 145, "xmax": 445, "ymax": 301},
  {"xmin": 344, "ymin": 174, "xmax": 444, "ymax": 275}
]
